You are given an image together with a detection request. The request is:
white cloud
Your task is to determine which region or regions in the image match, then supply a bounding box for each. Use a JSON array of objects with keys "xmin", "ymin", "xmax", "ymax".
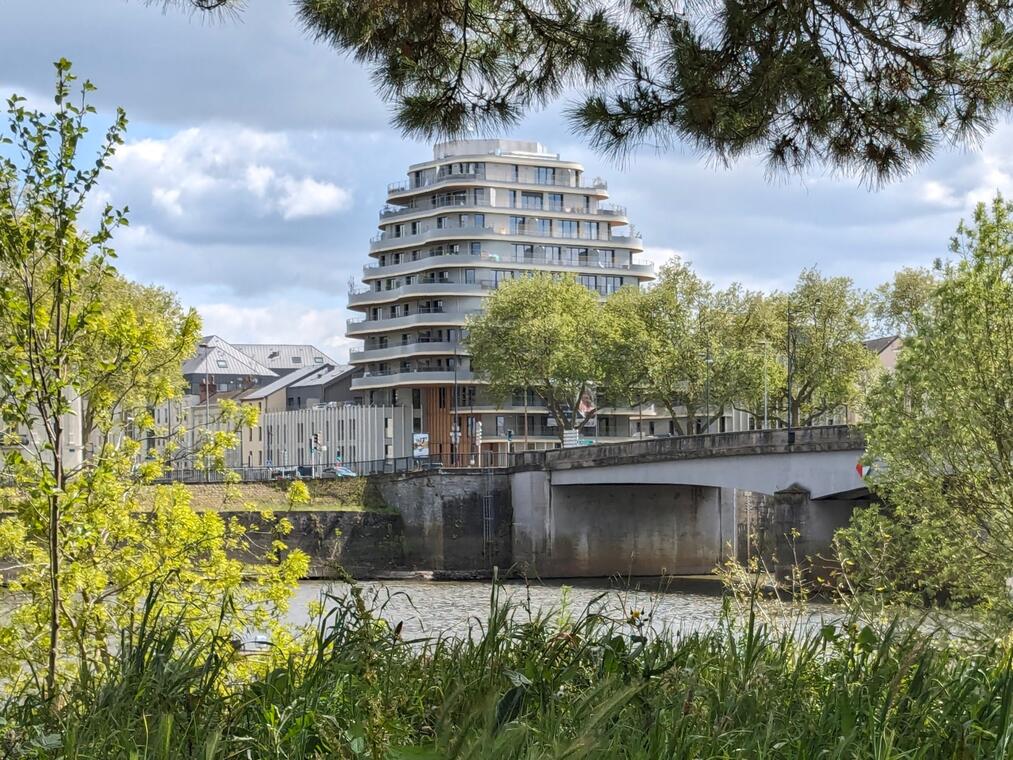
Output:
[
  {"xmin": 278, "ymin": 176, "xmax": 351, "ymax": 220},
  {"xmin": 112, "ymin": 126, "xmax": 352, "ymax": 225},
  {"xmin": 197, "ymin": 301, "xmax": 358, "ymax": 363},
  {"xmin": 919, "ymin": 180, "xmax": 960, "ymax": 208}
]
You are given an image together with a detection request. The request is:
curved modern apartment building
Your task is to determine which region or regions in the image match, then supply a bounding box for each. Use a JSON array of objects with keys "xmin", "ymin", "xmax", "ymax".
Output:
[{"xmin": 347, "ymin": 139, "xmax": 655, "ymax": 457}]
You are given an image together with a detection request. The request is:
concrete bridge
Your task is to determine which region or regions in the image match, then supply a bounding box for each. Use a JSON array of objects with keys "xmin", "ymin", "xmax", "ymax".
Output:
[{"xmin": 506, "ymin": 426, "xmax": 868, "ymax": 577}]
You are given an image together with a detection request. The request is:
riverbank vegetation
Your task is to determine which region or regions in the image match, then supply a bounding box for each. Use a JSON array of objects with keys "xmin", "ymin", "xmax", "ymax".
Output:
[{"xmin": 2, "ymin": 587, "xmax": 1013, "ymax": 758}]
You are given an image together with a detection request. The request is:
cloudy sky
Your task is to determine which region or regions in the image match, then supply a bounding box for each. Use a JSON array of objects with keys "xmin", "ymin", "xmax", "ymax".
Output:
[{"xmin": 3, "ymin": 2, "xmax": 1012, "ymax": 362}]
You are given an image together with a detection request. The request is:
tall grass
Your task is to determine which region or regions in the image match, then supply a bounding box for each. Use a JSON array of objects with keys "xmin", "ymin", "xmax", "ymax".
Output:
[{"xmin": 6, "ymin": 584, "xmax": 1013, "ymax": 758}]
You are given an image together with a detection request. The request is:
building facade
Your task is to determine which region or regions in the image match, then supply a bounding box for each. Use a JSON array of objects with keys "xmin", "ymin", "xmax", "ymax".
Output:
[{"xmin": 346, "ymin": 139, "xmax": 655, "ymax": 457}]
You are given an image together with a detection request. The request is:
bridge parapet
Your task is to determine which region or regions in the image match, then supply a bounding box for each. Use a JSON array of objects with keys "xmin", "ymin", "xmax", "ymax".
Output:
[{"xmin": 511, "ymin": 426, "xmax": 864, "ymax": 473}]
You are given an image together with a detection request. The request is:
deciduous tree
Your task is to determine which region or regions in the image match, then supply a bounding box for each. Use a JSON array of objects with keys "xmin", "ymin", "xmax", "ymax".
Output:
[
  {"xmin": 466, "ymin": 274, "xmax": 616, "ymax": 438},
  {"xmin": 836, "ymin": 196, "xmax": 1013, "ymax": 609},
  {"xmin": 0, "ymin": 62, "xmax": 306, "ymax": 697}
]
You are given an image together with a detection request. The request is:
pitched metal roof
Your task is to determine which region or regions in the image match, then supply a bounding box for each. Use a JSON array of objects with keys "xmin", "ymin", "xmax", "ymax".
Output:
[
  {"xmin": 182, "ymin": 336, "xmax": 277, "ymax": 378},
  {"xmin": 289, "ymin": 364, "xmax": 356, "ymax": 389},
  {"xmin": 241, "ymin": 363, "xmax": 334, "ymax": 400},
  {"xmin": 232, "ymin": 343, "xmax": 335, "ymax": 372},
  {"xmin": 864, "ymin": 335, "xmax": 901, "ymax": 354}
]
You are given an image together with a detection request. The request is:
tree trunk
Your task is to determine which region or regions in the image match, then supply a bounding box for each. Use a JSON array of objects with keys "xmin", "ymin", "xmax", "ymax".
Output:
[{"xmin": 46, "ymin": 416, "xmax": 62, "ymax": 702}]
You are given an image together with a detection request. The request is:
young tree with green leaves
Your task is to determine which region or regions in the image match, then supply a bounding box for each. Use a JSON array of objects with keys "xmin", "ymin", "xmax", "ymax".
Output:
[
  {"xmin": 869, "ymin": 265, "xmax": 941, "ymax": 338},
  {"xmin": 466, "ymin": 274, "xmax": 617, "ymax": 439},
  {"xmin": 836, "ymin": 196, "xmax": 1013, "ymax": 609},
  {"xmin": 0, "ymin": 62, "xmax": 307, "ymax": 697},
  {"xmin": 171, "ymin": 0, "xmax": 1013, "ymax": 183}
]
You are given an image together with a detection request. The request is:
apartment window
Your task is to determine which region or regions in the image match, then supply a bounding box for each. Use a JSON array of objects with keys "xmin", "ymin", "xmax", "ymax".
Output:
[
  {"xmin": 464, "ymin": 269, "xmax": 476, "ymax": 284},
  {"xmin": 473, "ymin": 213, "xmax": 484, "ymax": 228},
  {"xmin": 292, "ymin": 356, "xmax": 302, "ymax": 364},
  {"xmin": 438, "ymin": 387, "xmax": 447, "ymax": 409},
  {"xmin": 558, "ymin": 220, "xmax": 578, "ymax": 238},
  {"xmin": 547, "ymin": 192, "xmax": 563, "ymax": 211},
  {"xmin": 410, "ymin": 221, "xmax": 419, "ymax": 234},
  {"xmin": 496, "ymin": 416, "xmax": 506, "ymax": 436},
  {"xmin": 512, "ymin": 165, "xmax": 519, "ymax": 182},
  {"xmin": 509, "ymin": 216, "xmax": 525, "ymax": 234},
  {"xmin": 534, "ymin": 218, "xmax": 550, "ymax": 235},
  {"xmin": 412, "ymin": 249, "xmax": 420, "ymax": 260},
  {"xmin": 378, "ymin": 336, "xmax": 388, "ymax": 348},
  {"xmin": 436, "ymin": 216, "xmax": 447, "ymax": 229},
  {"xmin": 521, "ymin": 191, "xmax": 542, "ymax": 209},
  {"xmin": 536, "ymin": 166, "xmax": 556, "ymax": 185},
  {"xmin": 578, "ymin": 274, "xmax": 597, "ymax": 291},
  {"xmin": 544, "ymin": 245, "xmax": 561, "ymax": 263},
  {"xmin": 470, "ymin": 241, "xmax": 481, "ymax": 256},
  {"xmin": 584, "ymin": 222, "xmax": 600, "ymax": 240},
  {"xmin": 508, "ymin": 189, "xmax": 517, "ymax": 207},
  {"xmin": 392, "ymin": 252, "xmax": 401, "ymax": 264},
  {"xmin": 514, "ymin": 244, "xmax": 536, "ymax": 261},
  {"xmin": 494, "ymin": 270, "xmax": 515, "ymax": 286}
]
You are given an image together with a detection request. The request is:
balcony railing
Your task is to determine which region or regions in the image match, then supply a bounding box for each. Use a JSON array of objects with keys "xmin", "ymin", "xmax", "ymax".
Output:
[
  {"xmin": 364, "ymin": 249, "xmax": 650, "ymax": 275},
  {"xmin": 385, "ymin": 171, "xmax": 607, "ymax": 197},
  {"xmin": 369, "ymin": 222, "xmax": 640, "ymax": 250},
  {"xmin": 379, "ymin": 198, "xmax": 628, "ymax": 220}
]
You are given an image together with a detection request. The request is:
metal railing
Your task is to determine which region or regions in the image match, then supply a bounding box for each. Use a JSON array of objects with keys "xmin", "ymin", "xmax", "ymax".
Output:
[
  {"xmin": 363, "ymin": 249, "xmax": 650, "ymax": 274},
  {"xmin": 380, "ymin": 198, "xmax": 628, "ymax": 220}
]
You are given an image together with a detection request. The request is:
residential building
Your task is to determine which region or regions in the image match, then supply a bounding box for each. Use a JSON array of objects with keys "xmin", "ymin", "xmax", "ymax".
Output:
[
  {"xmin": 865, "ymin": 335, "xmax": 903, "ymax": 371},
  {"xmin": 262, "ymin": 403, "xmax": 413, "ymax": 471},
  {"xmin": 347, "ymin": 138, "xmax": 655, "ymax": 456}
]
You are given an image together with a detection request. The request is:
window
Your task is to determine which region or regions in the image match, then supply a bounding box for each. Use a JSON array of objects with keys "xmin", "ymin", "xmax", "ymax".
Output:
[
  {"xmin": 496, "ymin": 416, "xmax": 506, "ymax": 436},
  {"xmin": 215, "ymin": 359, "xmax": 227, "ymax": 368},
  {"xmin": 473, "ymin": 213, "xmax": 485, "ymax": 228},
  {"xmin": 470, "ymin": 241, "xmax": 481, "ymax": 256},
  {"xmin": 536, "ymin": 166, "xmax": 556, "ymax": 185},
  {"xmin": 436, "ymin": 216, "xmax": 447, "ymax": 229},
  {"xmin": 464, "ymin": 269, "xmax": 476, "ymax": 283},
  {"xmin": 512, "ymin": 165, "xmax": 519, "ymax": 182},
  {"xmin": 583, "ymin": 222, "xmax": 600, "ymax": 240},
  {"xmin": 547, "ymin": 192, "xmax": 563, "ymax": 211},
  {"xmin": 509, "ymin": 216, "xmax": 525, "ymax": 234},
  {"xmin": 558, "ymin": 220, "xmax": 578, "ymax": 238},
  {"xmin": 534, "ymin": 218, "xmax": 550, "ymax": 235},
  {"xmin": 292, "ymin": 356, "xmax": 302, "ymax": 364},
  {"xmin": 521, "ymin": 191, "xmax": 542, "ymax": 209},
  {"xmin": 314, "ymin": 356, "xmax": 323, "ymax": 363},
  {"xmin": 438, "ymin": 387, "xmax": 447, "ymax": 409},
  {"xmin": 514, "ymin": 244, "xmax": 536, "ymax": 261}
]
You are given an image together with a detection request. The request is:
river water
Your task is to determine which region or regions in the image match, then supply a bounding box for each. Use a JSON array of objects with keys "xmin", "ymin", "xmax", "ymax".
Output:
[{"xmin": 283, "ymin": 577, "xmax": 839, "ymax": 640}]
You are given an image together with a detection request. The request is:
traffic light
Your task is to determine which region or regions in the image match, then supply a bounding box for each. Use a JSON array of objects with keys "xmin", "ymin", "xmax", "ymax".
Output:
[{"xmin": 311, "ymin": 432, "xmax": 319, "ymax": 452}]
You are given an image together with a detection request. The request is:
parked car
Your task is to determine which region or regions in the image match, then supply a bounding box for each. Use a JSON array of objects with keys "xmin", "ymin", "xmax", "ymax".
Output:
[
  {"xmin": 297, "ymin": 465, "xmax": 315, "ymax": 478},
  {"xmin": 269, "ymin": 466, "xmax": 299, "ymax": 481},
  {"xmin": 321, "ymin": 465, "xmax": 358, "ymax": 479}
]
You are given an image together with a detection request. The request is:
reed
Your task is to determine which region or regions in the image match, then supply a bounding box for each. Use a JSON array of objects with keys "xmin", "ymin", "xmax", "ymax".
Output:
[{"xmin": 6, "ymin": 584, "xmax": 1013, "ymax": 759}]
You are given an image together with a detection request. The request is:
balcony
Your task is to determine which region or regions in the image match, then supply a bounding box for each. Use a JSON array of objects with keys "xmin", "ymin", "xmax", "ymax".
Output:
[
  {"xmin": 349, "ymin": 340, "xmax": 463, "ymax": 363},
  {"xmin": 362, "ymin": 250, "xmax": 654, "ymax": 279},
  {"xmin": 346, "ymin": 310, "xmax": 469, "ymax": 335},
  {"xmin": 351, "ymin": 368, "xmax": 479, "ymax": 389},
  {"xmin": 379, "ymin": 197, "xmax": 628, "ymax": 221},
  {"xmin": 369, "ymin": 221, "xmax": 642, "ymax": 252},
  {"xmin": 385, "ymin": 172, "xmax": 608, "ymax": 200},
  {"xmin": 347, "ymin": 280, "xmax": 493, "ymax": 308}
]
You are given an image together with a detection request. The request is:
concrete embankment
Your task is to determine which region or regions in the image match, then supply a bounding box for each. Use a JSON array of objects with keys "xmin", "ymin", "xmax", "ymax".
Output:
[{"xmin": 178, "ymin": 471, "xmax": 513, "ymax": 580}]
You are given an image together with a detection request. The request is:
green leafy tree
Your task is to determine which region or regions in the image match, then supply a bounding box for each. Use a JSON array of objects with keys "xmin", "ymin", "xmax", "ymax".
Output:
[
  {"xmin": 836, "ymin": 196, "xmax": 1013, "ymax": 609},
  {"xmin": 605, "ymin": 259, "xmax": 723, "ymax": 434},
  {"xmin": 0, "ymin": 62, "xmax": 307, "ymax": 697},
  {"xmin": 165, "ymin": 0, "xmax": 1013, "ymax": 182},
  {"xmin": 466, "ymin": 274, "xmax": 616, "ymax": 438},
  {"xmin": 729, "ymin": 271, "xmax": 879, "ymax": 429},
  {"xmin": 870, "ymin": 265, "xmax": 941, "ymax": 337}
]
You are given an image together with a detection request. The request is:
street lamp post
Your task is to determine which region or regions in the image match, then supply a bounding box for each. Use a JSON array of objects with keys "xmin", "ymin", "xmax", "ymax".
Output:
[
  {"xmin": 451, "ymin": 344, "xmax": 459, "ymax": 466},
  {"xmin": 198, "ymin": 342, "xmax": 212, "ymax": 481},
  {"xmin": 786, "ymin": 311, "xmax": 794, "ymax": 446}
]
